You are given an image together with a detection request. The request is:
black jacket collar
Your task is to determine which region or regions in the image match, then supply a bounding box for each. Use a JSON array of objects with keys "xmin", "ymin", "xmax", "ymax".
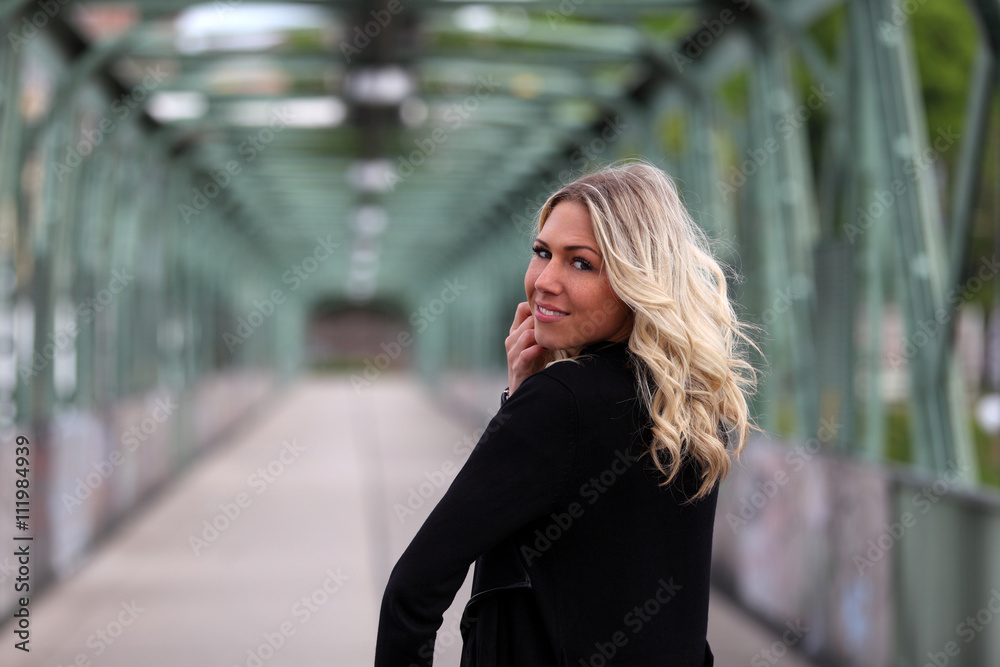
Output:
[{"xmin": 579, "ymin": 339, "xmax": 628, "ymax": 356}]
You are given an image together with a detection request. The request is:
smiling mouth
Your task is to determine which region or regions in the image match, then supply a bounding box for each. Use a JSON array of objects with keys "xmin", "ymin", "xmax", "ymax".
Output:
[{"xmin": 536, "ymin": 304, "xmax": 569, "ymax": 317}]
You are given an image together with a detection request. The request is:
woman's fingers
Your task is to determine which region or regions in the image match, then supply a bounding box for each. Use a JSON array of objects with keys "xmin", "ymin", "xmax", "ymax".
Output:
[
  {"xmin": 509, "ymin": 301, "xmax": 531, "ymax": 336},
  {"xmin": 507, "ymin": 321, "xmax": 548, "ymax": 395},
  {"xmin": 506, "ymin": 303, "xmax": 536, "ymax": 391},
  {"xmin": 506, "ymin": 302, "xmax": 532, "ymax": 355}
]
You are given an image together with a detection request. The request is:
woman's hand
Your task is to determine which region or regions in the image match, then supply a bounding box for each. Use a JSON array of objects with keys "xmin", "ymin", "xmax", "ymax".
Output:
[{"xmin": 505, "ymin": 301, "xmax": 553, "ymax": 397}]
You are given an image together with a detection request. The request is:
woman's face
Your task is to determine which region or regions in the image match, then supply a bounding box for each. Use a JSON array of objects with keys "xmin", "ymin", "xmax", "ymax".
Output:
[{"xmin": 524, "ymin": 200, "xmax": 633, "ymax": 355}]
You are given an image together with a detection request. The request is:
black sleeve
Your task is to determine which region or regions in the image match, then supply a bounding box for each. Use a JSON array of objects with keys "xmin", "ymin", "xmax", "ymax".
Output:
[{"xmin": 374, "ymin": 372, "xmax": 579, "ymax": 666}]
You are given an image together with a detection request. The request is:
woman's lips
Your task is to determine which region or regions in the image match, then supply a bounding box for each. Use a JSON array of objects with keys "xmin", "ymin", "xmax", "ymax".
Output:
[{"xmin": 534, "ymin": 302, "xmax": 569, "ymax": 322}]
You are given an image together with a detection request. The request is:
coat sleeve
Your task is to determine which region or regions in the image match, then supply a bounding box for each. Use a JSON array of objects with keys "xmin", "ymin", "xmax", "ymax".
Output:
[{"xmin": 374, "ymin": 372, "xmax": 579, "ymax": 666}]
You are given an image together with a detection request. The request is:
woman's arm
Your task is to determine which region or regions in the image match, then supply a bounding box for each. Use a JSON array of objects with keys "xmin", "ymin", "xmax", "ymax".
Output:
[{"xmin": 374, "ymin": 372, "xmax": 579, "ymax": 666}]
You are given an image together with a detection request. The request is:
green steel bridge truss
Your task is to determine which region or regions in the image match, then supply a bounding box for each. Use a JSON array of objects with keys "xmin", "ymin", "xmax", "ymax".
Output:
[{"xmin": 1, "ymin": 0, "xmax": 998, "ymax": 485}]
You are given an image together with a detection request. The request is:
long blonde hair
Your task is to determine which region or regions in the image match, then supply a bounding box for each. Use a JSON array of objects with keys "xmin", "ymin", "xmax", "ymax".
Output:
[{"xmin": 535, "ymin": 159, "xmax": 764, "ymax": 501}]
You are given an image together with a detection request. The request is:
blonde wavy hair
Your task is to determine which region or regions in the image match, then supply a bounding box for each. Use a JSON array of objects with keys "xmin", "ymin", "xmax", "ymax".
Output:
[{"xmin": 534, "ymin": 159, "xmax": 764, "ymax": 502}]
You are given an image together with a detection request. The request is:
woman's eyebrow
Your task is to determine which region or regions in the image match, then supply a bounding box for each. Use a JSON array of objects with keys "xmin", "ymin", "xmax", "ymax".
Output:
[{"xmin": 534, "ymin": 238, "xmax": 599, "ymax": 255}]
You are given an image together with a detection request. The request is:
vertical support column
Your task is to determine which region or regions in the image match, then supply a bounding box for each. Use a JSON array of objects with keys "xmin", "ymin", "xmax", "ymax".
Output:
[
  {"xmin": 746, "ymin": 24, "xmax": 821, "ymax": 441},
  {"xmin": 847, "ymin": 0, "xmax": 889, "ymax": 460},
  {"xmin": 859, "ymin": 0, "xmax": 978, "ymax": 480},
  {"xmin": 945, "ymin": 45, "xmax": 998, "ymax": 349},
  {"xmin": 0, "ymin": 32, "xmax": 26, "ymax": 431},
  {"xmin": 687, "ymin": 96, "xmax": 729, "ymax": 244},
  {"xmin": 413, "ymin": 279, "xmax": 446, "ymax": 392}
]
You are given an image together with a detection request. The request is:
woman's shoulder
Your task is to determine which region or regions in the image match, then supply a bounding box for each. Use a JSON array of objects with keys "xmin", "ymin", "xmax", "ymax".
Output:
[
  {"xmin": 500, "ymin": 357, "xmax": 601, "ymax": 429},
  {"xmin": 537, "ymin": 341, "xmax": 637, "ymax": 395},
  {"xmin": 516, "ymin": 344, "xmax": 640, "ymax": 424}
]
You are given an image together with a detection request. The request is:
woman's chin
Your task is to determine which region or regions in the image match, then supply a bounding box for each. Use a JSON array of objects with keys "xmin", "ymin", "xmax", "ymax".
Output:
[{"xmin": 535, "ymin": 337, "xmax": 568, "ymax": 353}]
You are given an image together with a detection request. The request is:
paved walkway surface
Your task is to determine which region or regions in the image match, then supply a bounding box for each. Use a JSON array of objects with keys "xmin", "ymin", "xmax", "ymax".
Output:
[{"xmin": 1, "ymin": 373, "xmax": 817, "ymax": 666}]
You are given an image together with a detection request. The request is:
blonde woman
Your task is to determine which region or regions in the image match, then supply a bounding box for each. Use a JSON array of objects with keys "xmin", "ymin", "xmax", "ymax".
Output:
[{"xmin": 375, "ymin": 159, "xmax": 762, "ymax": 666}]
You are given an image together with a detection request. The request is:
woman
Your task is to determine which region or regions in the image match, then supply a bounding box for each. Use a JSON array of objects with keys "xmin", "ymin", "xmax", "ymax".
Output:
[{"xmin": 375, "ymin": 160, "xmax": 762, "ymax": 666}]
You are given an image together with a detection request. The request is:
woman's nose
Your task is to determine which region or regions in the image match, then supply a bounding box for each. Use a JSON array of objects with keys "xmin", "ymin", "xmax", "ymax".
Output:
[{"xmin": 534, "ymin": 260, "xmax": 562, "ymax": 295}]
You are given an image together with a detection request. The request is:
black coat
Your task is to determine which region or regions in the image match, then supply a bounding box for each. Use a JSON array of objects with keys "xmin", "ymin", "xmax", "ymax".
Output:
[{"xmin": 375, "ymin": 340, "xmax": 720, "ymax": 666}]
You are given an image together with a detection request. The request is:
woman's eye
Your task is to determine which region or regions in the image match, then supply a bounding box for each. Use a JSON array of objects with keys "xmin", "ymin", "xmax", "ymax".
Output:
[
  {"xmin": 532, "ymin": 246, "xmax": 592, "ymax": 271},
  {"xmin": 531, "ymin": 246, "xmax": 594, "ymax": 271}
]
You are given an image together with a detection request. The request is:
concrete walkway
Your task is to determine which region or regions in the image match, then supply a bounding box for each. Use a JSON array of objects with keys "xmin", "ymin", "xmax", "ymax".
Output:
[{"xmin": 1, "ymin": 373, "xmax": 817, "ymax": 666}]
